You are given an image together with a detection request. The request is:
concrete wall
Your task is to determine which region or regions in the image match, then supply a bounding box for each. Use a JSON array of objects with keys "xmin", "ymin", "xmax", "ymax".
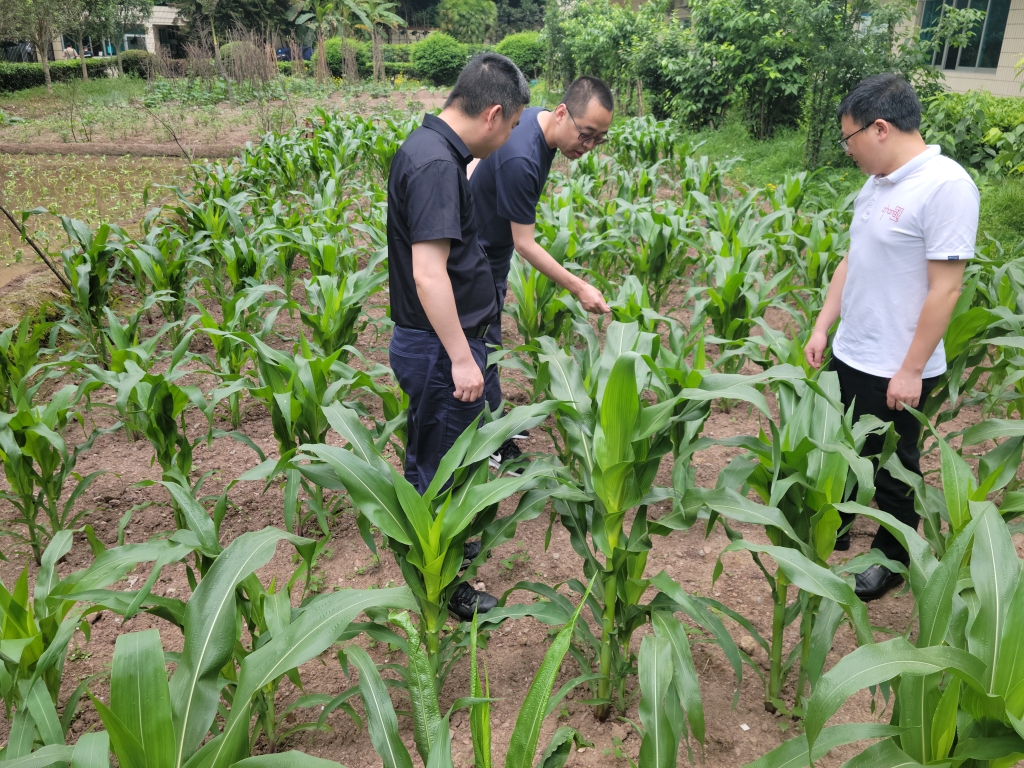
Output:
[{"xmin": 144, "ymin": 5, "xmax": 183, "ymax": 55}]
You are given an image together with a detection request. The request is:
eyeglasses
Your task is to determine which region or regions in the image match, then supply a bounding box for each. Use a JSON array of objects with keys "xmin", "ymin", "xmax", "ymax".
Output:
[
  {"xmin": 837, "ymin": 119, "xmax": 890, "ymax": 151},
  {"xmin": 565, "ymin": 106, "xmax": 609, "ymax": 147}
]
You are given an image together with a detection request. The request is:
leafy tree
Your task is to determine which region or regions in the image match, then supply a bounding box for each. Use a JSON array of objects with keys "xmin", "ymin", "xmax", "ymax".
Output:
[
  {"xmin": 19, "ymin": 0, "xmax": 64, "ymax": 92},
  {"xmin": 0, "ymin": 0, "xmax": 27, "ymax": 40},
  {"xmin": 351, "ymin": 0, "xmax": 405, "ymax": 80},
  {"xmin": 495, "ymin": 0, "xmax": 543, "ymax": 37},
  {"xmin": 171, "ymin": 0, "xmax": 295, "ymax": 39},
  {"xmin": 59, "ymin": 0, "xmax": 111, "ymax": 81},
  {"xmin": 106, "ymin": 0, "xmax": 154, "ymax": 75},
  {"xmin": 438, "ymin": 0, "xmax": 496, "ymax": 43}
]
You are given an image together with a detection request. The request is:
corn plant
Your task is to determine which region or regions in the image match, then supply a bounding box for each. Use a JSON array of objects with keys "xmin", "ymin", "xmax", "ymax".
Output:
[
  {"xmin": 298, "ymin": 402, "xmax": 560, "ymax": 669},
  {"xmin": 0, "ymin": 529, "xmax": 203, "ymax": 743},
  {"xmin": 237, "ymin": 334, "xmax": 355, "ymax": 534},
  {"xmin": 194, "ymin": 284, "xmax": 285, "ymax": 428},
  {"xmin": 52, "ymin": 216, "xmax": 126, "ymax": 367},
  {"xmin": 688, "ymin": 373, "xmax": 890, "ymax": 715},
  {"xmin": 297, "ymin": 248, "xmax": 387, "ymax": 360},
  {"xmin": 0, "ymin": 384, "xmax": 113, "ymax": 565},
  {"xmin": 125, "ymin": 218, "xmax": 203, "ymax": 346},
  {"xmin": 341, "ymin": 602, "xmax": 591, "ymax": 768},
  {"xmin": 0, "ymin": 314, "xmax": 59, "ymax": 414},
  {"xmin": 527, "ymin": 321, "xmax": 710, "ymax": 719},
  {"xmin": 606, "ymin": 204, "xmax": 698, "ymax": 309},
  {"xmin": 750, "ymin": 502, "xmax": 1024, "ymax": 768}
]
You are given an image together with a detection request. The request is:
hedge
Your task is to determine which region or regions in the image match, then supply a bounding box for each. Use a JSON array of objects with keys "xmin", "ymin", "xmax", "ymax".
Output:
[
  {"xmin": 0, "ymin": 59, "xmax": 114, "ymax": 93},
  {"xmin": 411, "ymin": 33, "xmax": 467, "ymax": 86},
  {"xmin": 495, "ymin": 31, "xmax": 544, "ymax": 78}
]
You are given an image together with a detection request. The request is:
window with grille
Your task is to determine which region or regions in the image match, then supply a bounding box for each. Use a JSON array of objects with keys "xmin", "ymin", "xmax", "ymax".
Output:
[{"xmin": 920, "ymin": 0, "xmax": 1011, "ymax": 70}]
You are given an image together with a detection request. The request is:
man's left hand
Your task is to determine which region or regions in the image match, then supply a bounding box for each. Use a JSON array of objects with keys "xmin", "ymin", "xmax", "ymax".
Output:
[
  {"xmin": 576, "ymin": 282, "xmax": 610, "ymax": 314},
  {"xmin": 887, "ymin": 368, "xmax": 922, "ymax": 411}
]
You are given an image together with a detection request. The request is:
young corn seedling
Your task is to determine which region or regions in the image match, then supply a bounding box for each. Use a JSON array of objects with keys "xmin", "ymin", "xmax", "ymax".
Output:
[
  {"xmin": 342, "ymin": 595, "xmax": 591, "ymax": 768},
  {"xmin": 0, "ymin": 314, "xmax": 60, "ymax": 415},
  {"xmin": 298, "ymin": 402, "xmax": 560, "ymax": 672},
  {"xmin": 0, "ymin": 384, "xmax": 111, "ymax": 565},
  {"xmin": 696, "ymin": 372, "xmax": 888, "ymax": 715},
  {"xmin": 753, "ymin": 501, "xmax": 1024, "ymax": 768},
  {"xmin": 529, "ymin": 321, "xmax": 705, "ymax": 719},
  {"xmin": 297, "ymin": 248, "xmax": 387, "ymax": 360}
]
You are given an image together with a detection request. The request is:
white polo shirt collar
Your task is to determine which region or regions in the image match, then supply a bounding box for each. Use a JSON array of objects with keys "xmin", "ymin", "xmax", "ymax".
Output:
[{"xmin": 873, "ymin": 144, "xmax": 941, "ymax": 186}]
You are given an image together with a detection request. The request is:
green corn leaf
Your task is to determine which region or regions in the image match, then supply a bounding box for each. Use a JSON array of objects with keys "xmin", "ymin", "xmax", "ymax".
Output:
[
  {"xmin": 346, "ymin": 645, "xmax": 414, "ymax": 768},
  {"xmin": 839, "ymin": 739, "xmax": 927, "ymax": 768},
  {"xmin": 231, "ymin": 752, "xmax": 349, "ymax": 768},
  {"xmin": 91, "ymin": 693, "xmax": 148, "ymax": 768},
  {"xmin": 71, "ymin": 732, "xmax": 110, "ymax": 768},
  {"xmin": 0, "ymin": 746, "xmax": 76, "ymax": 768},
  {"xmin": 464, "ymin": 402, "xmax": 560, "ymax": 468},
  {"xmin": 111, "ymin": 630, "xmax": 174, "ymax": 768},
  {"xmin": 740, "ymin": 724, "xmax": 903, "ymax": 768},
  {"xmin": 968, "ymin": 502, "xmax": 1020, "ymax": 691},
  {"xmin": 805, "ymin": 637, "xmax": 989, "ymax": 759},
  {"xmin": 719, "ymin": 540, "xmax": 873, "ymax": 645},
  {"xmin": 536, "ymin": 728, "xmax": 588, "ymax": 768},
  {"xmin": 637, "ymin": 634, "xmax": 677, "ymax": 768},
  {"xmin": 168, "ymin": 528, "xmax": 314, "ymax": 768},
  {"xmin": 962, "ymin": 418, "xmax": 1024, "ymax": 445},
  {"xmin": 390, "ymin": 612, "xmax": 442, "ymax": 763},
  {"xmin": 930, "ymin": 678, "xmax": 959, "ymax": 761},
  {"xmin": 595, "ymin": 353, "xmax": 640, "ymax": 470},
  {"xmin": 470, "ymin": 613, "xmax": 491, "ymax": 768},
  {"xmin": 690, "ymin": 487, "xmax": 808, "ymax": 553},
  {"xmin": 25, "ymin": 677, "xmax": 63, "ymax": 746},
  {"xmin": 897, "ymin": 674, "xmax": 940, "ymax": 763},
  {"xmin": 918, "ymin": 514, "xmax": 981, "ymax": 648},
  {"xmin": 505, "ymin": 579, "xmax": 592, "ymax": 768},
  {"xmin": 299, "ymin": 444, "xmax": 412, "ymax": 545},
  {"xmin": 652, "ymin": 611, "xmax": 705, "ymax": 745},
  {"xmin": 996, "ymin": 555, "xmax": 1024, "ymax": 718},
  {"xmin": 160, "ymin": 480, "xmax": 220, "ymax": 556}
]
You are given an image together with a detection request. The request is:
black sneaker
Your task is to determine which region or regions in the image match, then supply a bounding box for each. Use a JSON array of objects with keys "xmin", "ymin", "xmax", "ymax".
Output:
[
  {"xmin": 834, "ymin": 532, "xmax": 851, "ymax": 551},
  {"xmin": 462, "ymin": 540, "xmax": 482, "ymax": 570},
  {"xmin": 448, "ymin": 581, "xmax": 498, "ymax": 621},
  {"xmin": 489, "ymin": 439, "xmax": 526, "ymax": 476}
]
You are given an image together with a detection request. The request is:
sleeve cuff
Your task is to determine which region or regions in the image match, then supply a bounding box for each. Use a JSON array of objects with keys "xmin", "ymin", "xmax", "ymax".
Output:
[
  {"xmin": 925, "ymin": 252, "xmax": 974, "ymax": 261},
  {"xmin": 410, "ymin": 228, "xmax": 463, "ymax": 244}
]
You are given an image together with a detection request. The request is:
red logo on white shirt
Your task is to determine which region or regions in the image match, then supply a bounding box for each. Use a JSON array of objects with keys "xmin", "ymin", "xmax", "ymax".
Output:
[{"xmin": 880, "ymin": 205, "xmax": 904, "ymax": 223}]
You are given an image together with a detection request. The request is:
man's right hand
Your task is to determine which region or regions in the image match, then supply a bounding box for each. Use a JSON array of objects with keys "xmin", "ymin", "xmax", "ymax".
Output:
[
  {"xmin": 805, "ymin": 328, "xmax": 829, "ymax": 369},
  {"xmin": 452, "ymin": 357, "xmax": 485, "ymax": 402},
  {"xmin": 576, "ymin": 282, "xmax": 610, "ymax": 314}
]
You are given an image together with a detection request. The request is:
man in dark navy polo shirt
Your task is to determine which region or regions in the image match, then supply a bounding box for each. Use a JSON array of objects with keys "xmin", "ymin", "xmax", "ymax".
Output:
[
  {"xmin": 469, "ymin": 77, "xmax": 615, "ymax": 468},
  {"xmin": 388, "ymin": 52, "xmax": 530, "ymax": 619}
]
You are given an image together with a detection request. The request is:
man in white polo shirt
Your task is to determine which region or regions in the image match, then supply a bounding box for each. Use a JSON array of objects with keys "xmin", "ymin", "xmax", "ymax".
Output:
[{"xmin": 805, "ymin": 73, "xmax": 979, "ymax": 600}]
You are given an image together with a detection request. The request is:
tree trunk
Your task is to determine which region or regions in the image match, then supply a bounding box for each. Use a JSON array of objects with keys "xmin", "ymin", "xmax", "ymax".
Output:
[
  {"xmin": 38, "ymin": 44, "xmax": 53, "ymax": 93},
  {"xmin": 115, "ymin": 46, "xmax": 124, "ymax": 76},
  {"xmin": 316, "ymin": 31, "xmax": 329, "ymax": 83},
  {"xmin": 372, "ymin": 29, "xmax": 383, "ymax": 82},
  {"xmin": 77, "ymin": 31, "xmax": 89, "ymax": 81}
]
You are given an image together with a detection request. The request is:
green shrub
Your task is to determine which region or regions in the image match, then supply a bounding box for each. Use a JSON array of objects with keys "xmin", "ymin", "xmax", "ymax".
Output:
[
  {"xmin": 411, "ymin": 33, "xmax": 467, "ymax": 86},
  {"xmin": 979, "ymin": 178, "xmax": 1024, "ymax": 247},
  {"xmin": 119, "ymin": 50, "xmax": 151, "ymax": 77},
  {"xmin": 324, "ymin": 37, "xmax": 364, "ymax": 78},
  {"xmin": 0, "ymin": 59, "xmax": 113, "ymax": 93},
  {"xmin": 495, "ymin": 31, "xmax": 544, "ymax": 77}
]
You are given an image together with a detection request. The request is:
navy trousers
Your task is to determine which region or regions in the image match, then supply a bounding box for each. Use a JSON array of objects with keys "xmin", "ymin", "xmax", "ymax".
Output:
[
  {"xmin": 483, "ymin": 279, "xmax": 507, "ymax": 414},
  {"xmin": 390, "ymin": 326, "xmax": 489, "ymax": 494},
  {"xmin": 831, "ymin": 356, "xmax": 939, "ymax": 564}
]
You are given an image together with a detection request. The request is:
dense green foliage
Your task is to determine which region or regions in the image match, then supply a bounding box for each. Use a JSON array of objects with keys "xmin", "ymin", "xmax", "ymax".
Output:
[
  {"xmin": 438, "ymin": 0, "xmax": 498, "ymax": 43},
  {"xmin": 410, "ymin": 31, "xmax": 468, "ymax": 85},
  {"xmin": 0, "ymin": 59, "xmax": 114, "ymax": 93},
  {"xmin": 495, "ymin": 30, "xmax": 544, "ymax": 77}
]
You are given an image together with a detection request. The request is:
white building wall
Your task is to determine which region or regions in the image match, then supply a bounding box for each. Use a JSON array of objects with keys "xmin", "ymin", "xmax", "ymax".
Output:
[
  {"xmin": 144, "ymin": 5, "xmax": 183, "ymax": 54},
  {"xmin": 916, "ymin": 0, "xmax": 1024, "ymax": 95}
]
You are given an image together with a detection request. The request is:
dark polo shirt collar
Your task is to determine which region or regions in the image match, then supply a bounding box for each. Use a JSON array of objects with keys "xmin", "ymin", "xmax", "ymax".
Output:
[{"xmin": 421, "ymin": 113, "xmax": 473, "ymax": 166}]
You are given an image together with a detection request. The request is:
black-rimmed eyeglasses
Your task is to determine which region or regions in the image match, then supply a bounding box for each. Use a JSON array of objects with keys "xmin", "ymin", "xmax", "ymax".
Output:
[
  {"xmin": 838, "ymin": 119, "xmax": 890, "ymax": 152},
  {"xmin": 566, "ymin": 106, "xmax": 609, "ymax": 147}
]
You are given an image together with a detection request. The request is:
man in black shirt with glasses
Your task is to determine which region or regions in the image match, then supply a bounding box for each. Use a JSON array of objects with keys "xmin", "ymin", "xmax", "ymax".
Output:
[{"xmin": 469, "ymin": 76, "xmax": 615, "ymax": 470}]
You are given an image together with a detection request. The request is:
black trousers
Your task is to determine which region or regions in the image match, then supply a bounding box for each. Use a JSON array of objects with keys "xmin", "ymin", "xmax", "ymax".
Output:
[
  {"xmin": 831, "ymin": 356, "xmax": 940, "ymax": 565},
  {"xmin": 390, "ymin": 326, "xmax": 489, "ymax": 494},
  {"xmin": 483, "ymin": 279, "xmax": 507, "ymax": 415}
]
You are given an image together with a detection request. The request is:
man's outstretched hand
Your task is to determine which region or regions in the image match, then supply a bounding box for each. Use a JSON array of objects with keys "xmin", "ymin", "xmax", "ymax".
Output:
[{"xmin": 576, "ymin": 282, "xmax": 610, "ymax": 314}]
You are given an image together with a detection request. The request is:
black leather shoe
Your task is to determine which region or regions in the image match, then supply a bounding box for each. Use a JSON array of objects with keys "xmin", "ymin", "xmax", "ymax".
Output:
[
  {"xmin": 461, "ymin": 540, "xmax": 482, "ymax": 570},
  {"xmin": 448, "ymin": 582, "xmax": 498, "ymax": 621},
  {"xmin": 854, "ymin": 564, "xmax": 904, "ymax": 601},
  {"xmin": 834, "ymin": 532, "xmax": 851, "ymax": 551}
]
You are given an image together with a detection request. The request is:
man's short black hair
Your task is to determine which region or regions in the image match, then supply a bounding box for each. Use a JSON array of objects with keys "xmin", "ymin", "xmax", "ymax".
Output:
[
  {"xmin": 445, "ymin": 53, "xmax": 531, "ymax": 120},
  {"xmin": 837, "ymin": 73, "xmax": 921, "ymax": 133},
  {"xmin": 561, "ymin": 76, "xmax": 614, "ymax": 116}
]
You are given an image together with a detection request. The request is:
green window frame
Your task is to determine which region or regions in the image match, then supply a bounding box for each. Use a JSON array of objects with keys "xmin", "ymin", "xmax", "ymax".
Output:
[{"xmin": 920, "ymin": 0, "xmax": 1011, "ymax": 70}]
